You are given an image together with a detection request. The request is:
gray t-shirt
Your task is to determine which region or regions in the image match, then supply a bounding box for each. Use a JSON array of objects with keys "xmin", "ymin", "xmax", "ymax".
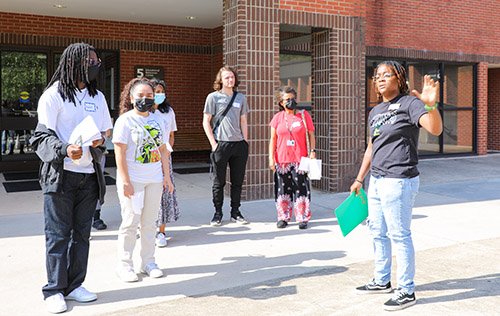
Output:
[
  {"xmin": 368, "ymin": 94, "xmax": 428, "ymax": 178},
  {"xmin": 204, "ymin": 90, "xmax": 249, "ymax": 142}
]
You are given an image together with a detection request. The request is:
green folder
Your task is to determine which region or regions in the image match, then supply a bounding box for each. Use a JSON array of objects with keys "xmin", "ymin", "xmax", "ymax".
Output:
[{"xmin": 334, "ymin": 188, "xmax": 369, "ymax": 237}]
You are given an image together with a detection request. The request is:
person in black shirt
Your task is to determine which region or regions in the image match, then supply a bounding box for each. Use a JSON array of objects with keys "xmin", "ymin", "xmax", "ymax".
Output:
[{"xmin": 350, "ymin": 61, "xmax": 442, "ymax": 311}]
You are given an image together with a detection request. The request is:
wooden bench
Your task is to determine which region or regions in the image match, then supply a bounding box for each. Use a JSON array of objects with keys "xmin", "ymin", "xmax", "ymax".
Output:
[{"xmin": 173, "ymin": 130, "xmax": 211, "ymax": 151}]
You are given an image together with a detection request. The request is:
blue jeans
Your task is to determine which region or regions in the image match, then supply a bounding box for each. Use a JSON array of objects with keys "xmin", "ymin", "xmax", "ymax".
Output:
[
  {"xmin": 368, "ymin": 175, "xmax": 419, "ymax": 294},
  {"xmin": 42, "ymin": 170, "xmax": 98, "ymax": 299}
]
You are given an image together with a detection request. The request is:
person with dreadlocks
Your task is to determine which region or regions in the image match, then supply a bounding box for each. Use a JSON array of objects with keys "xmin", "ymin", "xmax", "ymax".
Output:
[
  {"xmin": 30, "ymin": 42, "xmax": 112, "ymax": 314},
  {"xmin": 113, "ymin": 77, "xmax": 173, "ymax": 283},
  {"xmin": 350, "ymin": 61, "xmax": 442, "ymax": 311}
]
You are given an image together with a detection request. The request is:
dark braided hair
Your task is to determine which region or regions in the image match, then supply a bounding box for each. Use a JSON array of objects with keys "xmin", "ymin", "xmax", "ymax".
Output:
[
  {"xmin": 374, "ymin": 60, "xmax": 409, "ymax": 102},
  {"xmin": 150, "ymin": 79, "xmax": 172, "ymax": 113},
  {"xmin": 119, "ymin": 77, "xmax": 154, "ymax": 116},
  {"xmin": 46, "ymin": 42, "xmax": 99, "ymax": 105}
]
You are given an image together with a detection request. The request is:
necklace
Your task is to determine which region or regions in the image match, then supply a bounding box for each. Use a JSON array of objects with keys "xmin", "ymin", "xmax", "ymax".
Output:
[{"xmin": 75, "ymin": 90, "xmax": 87, "ymax": 105}]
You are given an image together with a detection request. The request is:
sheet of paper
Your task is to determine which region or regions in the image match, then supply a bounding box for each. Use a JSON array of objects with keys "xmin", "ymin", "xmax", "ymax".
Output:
[
  {"xmin": 131, "ymin": 190, "xmax": 145, "ymax": 215},
  {"xmin": 68, "ymin": 115, "xmax": 102, "ymax": 166},
  {"xmin": 298, "ymin": 156, "xmax": 311, "ymax": 171},
  {"xmin": 69, "ymin": 115, "xmax": 102, "ymax": 147}
]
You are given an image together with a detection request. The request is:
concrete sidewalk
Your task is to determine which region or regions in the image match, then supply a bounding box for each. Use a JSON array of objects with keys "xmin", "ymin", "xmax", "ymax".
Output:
[{"xmin": 1, "ymin": 155, "xmax": 500, "ymax": 315}]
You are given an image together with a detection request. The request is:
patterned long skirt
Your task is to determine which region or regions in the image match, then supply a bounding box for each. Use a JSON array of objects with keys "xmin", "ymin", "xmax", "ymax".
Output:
[
  {"xmin": 158, "ymin": 155, "xmax": 180, "ymax": 225},
  {"xmin": 274, "ymin": 162, "xmax": 311, "ymax": 222}
]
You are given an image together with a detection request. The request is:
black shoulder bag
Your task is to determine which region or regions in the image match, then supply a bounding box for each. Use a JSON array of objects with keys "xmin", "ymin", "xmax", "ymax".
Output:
[{"xmin": 212, "ymin": 91, "xmax": 238, "ymax": 135}]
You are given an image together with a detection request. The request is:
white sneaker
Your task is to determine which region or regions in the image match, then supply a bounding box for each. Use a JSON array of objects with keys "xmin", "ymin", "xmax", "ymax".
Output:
[
  {"xmin": 140, "ymin": 263, "xmax": 163, "ymax": 278},
  {"xmin": 116, "ymin": 267, "xmax": 139, "ymax": 282},
  {"xmin": 156, "ymin": 232, "xmax": 168, "ymax": 247},
  {"xmin": 65, "ymin": 286, "xmax": 97, "ymax": 302},
  {"xmin": 45, "ymin": 293, "xmax": 67, "ymax": 314}
]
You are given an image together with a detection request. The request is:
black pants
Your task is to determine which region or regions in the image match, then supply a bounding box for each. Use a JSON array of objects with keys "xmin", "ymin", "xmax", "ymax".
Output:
[
  {"xmin": 210, "ymin": 140, "xmax": 248, "ymax": 214},
  {"xmin": 42, "ymin": 171, "xmax": 98, "ymax": 298}
]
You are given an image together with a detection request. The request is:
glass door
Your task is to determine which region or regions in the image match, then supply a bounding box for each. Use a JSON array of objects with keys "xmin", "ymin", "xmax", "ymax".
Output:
[{"xmin": 1, "ymin": 51, "xmax": 47, "ymax": 160}]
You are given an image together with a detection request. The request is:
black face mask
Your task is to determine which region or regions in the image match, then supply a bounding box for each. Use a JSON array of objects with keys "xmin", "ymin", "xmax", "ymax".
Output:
[
  {"xmin": 134, "ymin": 97, "xmax": 155, "ymax": 112},
  {"xmin": 284, "ymin": 99, "xmax": 297, "ymax": 110},
  {"xmin": 87, "ymin": 65, "xmax": 99, "ymax": 82}
]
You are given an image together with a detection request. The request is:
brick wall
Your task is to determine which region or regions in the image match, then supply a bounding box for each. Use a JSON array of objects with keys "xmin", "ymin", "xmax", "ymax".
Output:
[
  {"xmin": 0, "ymin": 11, "xmax": 223, "ymax": 165},
  {"xmin": 280, "ymin": 0, "xmax": 365, "ymax": 16},
  {"xmin": 366, "ymin": 0, "xmax": 500, "ymax": 56},
  {"xmin": 488, "ymin": 68, "xmax": 500, "ymax": 150}
]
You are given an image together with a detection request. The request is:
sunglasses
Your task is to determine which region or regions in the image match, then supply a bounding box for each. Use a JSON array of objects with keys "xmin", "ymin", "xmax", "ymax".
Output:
[{"xmin": 88, "ymin": 58, "xmax": 102, "ymax": 67}]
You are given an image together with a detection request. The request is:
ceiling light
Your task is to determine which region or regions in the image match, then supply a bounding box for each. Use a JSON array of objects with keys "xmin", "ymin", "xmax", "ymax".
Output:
[
  {"xmin": 186, "ymin": 16, "xmax": 197, "ymax": 20},
  {"xmin": 53, "ymin": 4, "xmax": 67, "ymax": 9}
]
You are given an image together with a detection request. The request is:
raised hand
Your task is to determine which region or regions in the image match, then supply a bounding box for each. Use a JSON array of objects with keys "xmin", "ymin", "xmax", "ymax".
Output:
[{"xmin": 412, "ymin": 74, "xmax": 439, "ymax": 106}]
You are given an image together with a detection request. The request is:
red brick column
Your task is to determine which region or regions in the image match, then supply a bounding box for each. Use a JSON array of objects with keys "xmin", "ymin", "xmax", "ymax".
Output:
[
  {"xmin": 477, "ymin": 63, "xmax": 488, "ymax": 155},
  {"xmin": 223, "ymin": 0, "xmax": 280, "ymax": 200},
  {"xmin": 487, "ymin": 68, "xmax": 500, "ymax": 150},
  {"xmin": 311, "ymin": 25, "xmax": 366, "ymax": 192}
]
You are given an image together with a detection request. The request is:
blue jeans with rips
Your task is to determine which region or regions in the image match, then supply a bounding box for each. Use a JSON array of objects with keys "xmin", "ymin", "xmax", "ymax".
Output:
[
  {"xmin": 368, "ymin": 175, "xmax": 419, "ymax": 294},
  {"xmin": 42, "ymin": 170, "xmax": 98, "ymax": 299}
]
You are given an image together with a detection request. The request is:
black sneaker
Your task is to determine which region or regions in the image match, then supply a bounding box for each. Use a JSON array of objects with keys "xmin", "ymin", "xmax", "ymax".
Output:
[
  {"xmin": 277, "ymin": 220, "xmax": 288, "ymax": 228},
  {"xmin": 230, "ymin": 211, "xmax": 248, "ymax": 225},
  {"xmin": 298, "ymin": 222, "xmax": 308, "ymax": 229},
  {"xmin": 355, "ymin": 279, "xmax": 392, "ymax": 294},
  {"xmin": 384, "ymin": 290, "xmax": 416, "ymax": 311},
  {"xmin": 230, "ymin": 215, "xmax": 248, "ymax": 225},
  {"xmin": 92, "ymin": 219, "xmax": 107, "ymax": 230},
  {"xmin": 210, "ymin": 213, "xmax": 222, "ymax": 226}
]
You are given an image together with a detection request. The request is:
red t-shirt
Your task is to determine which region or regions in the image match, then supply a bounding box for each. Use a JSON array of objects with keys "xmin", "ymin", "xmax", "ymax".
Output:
[{"xmin": 270, "ymin": 110, "xmax": 315, "ymax": 164}]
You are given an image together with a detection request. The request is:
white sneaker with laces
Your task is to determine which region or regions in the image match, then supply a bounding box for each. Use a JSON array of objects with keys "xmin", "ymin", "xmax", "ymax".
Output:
[
  {"xmin": 45, "ymin": 293, "xmax": 67, "ymax": 314},
  {"xmin": 116, "ymin": 267, "xmax": 139, "ymax": 282},
  {"xmin": 156, "ymin": 232, "xmax": 168, "ymax": 247},
  {"xmin": 140, "ymin": 263, "xmax": 163, "ymax": 278},
  {"xmin": 65, "ymin": 286, "xmax": 97, "ymax": 302}
]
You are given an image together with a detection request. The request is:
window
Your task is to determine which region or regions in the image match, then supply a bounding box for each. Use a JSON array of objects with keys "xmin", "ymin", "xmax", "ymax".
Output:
[
  {"xmin": 279, "ymin": 25, "xmax": 312, "ymax": 110},
  {"xmin": 1, "ymin": 51, "xmax": 47, "ymax": 157}
]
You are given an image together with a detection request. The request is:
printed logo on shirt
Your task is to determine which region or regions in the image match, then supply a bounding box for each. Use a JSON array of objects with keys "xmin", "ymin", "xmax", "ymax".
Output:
[
  {"xmin": 370, "ymin": 110, "xmax": 397, "ymax": 129},
  {"xmin": 84, "ymin": 102, "xmax": 97, "ymax": 112},
  {"xmin": 135, "ymin": 120, "xmax": 163, "ymax": 164},
  {"xmin": 291, "ymin": 121, "xmax": 301, "ymax": 128}
]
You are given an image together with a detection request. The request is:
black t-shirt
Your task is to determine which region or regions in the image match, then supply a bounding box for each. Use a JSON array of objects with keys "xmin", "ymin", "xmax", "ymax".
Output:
[{"xmin": 369, "ymin": 94, "xmax": 428, "ymax": 178}]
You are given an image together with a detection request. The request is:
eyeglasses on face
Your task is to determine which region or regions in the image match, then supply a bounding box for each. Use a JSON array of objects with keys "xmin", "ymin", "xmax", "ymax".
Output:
[
  {"xmin": 88, "ymin": 58, "xmax": 102, "ymax": 67},
  {"xmin": 372, "ymin": 72, "xmax": 394, "ymax": 83}
]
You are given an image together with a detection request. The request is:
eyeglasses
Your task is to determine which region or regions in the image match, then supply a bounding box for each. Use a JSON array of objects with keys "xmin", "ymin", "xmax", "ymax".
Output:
[
  {"xmin": 88, "ymin": 58, "xmax": 102, "ymax": 67},
  {"xmin": 372, "ymin": 72, "xmax": 394, "ymax": 83}
]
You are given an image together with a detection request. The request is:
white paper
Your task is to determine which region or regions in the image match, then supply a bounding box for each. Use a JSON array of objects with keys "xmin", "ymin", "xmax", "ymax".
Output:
[
  {"xmin": 166, "ymin": 142, "xmax": 173, "ymax": 153},
  {"xmin": 68, "ymin": 116, "xmax": 102, "ymax": 166},
  {"xmin": 309, "ymin": 158, "xmax": 322, "ymax": 180},
  {"xmin": 69, "ymin": 115, "xmax": 102, "ymax": 147},
  {"xmin": 298, "ymin": 156, "xmax": 311, "ymax": 172},
  {"xmin": 131, "ymin": 190, "xmax": 145, "ymax": 215}
]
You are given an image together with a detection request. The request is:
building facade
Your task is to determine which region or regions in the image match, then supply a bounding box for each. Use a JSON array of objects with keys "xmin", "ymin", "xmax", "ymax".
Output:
[{"xmin": 1, "ymin": 0, "xmax": 499, "ymax": 200}]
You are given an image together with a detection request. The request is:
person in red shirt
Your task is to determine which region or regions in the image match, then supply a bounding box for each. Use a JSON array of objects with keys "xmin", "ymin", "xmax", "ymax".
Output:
[{"xmin": 269, "ymin": 86, "xmax": 316, "ymax": 229}]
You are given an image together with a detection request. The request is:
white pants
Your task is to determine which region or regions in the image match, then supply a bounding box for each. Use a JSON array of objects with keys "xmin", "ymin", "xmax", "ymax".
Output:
[{"xmin": 117, "ymin": 180, "xmax": 162, "ymax": 270}]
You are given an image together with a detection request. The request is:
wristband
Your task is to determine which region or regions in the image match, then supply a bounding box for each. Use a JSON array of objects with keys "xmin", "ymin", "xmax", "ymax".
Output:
[
  {"xmin": 310, "ymin": 149, "xmax": 316, "ymax": 153},
  {"xmin": 355, "ymin": 179, "xmax": 363, "ymax": 184},
  {"xmin": 424, "ymin": 102, "xmax": 438, "ymax": 111}
]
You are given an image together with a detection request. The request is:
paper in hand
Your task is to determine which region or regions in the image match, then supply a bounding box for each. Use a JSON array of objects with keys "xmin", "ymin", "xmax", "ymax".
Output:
[
  {"xmin": 69, "ymin": 115, "xmax": 102, "ymax": 147},
  {"xmin": 68, "ymin": 116, "xmax": 101, "ymax": 166}
]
